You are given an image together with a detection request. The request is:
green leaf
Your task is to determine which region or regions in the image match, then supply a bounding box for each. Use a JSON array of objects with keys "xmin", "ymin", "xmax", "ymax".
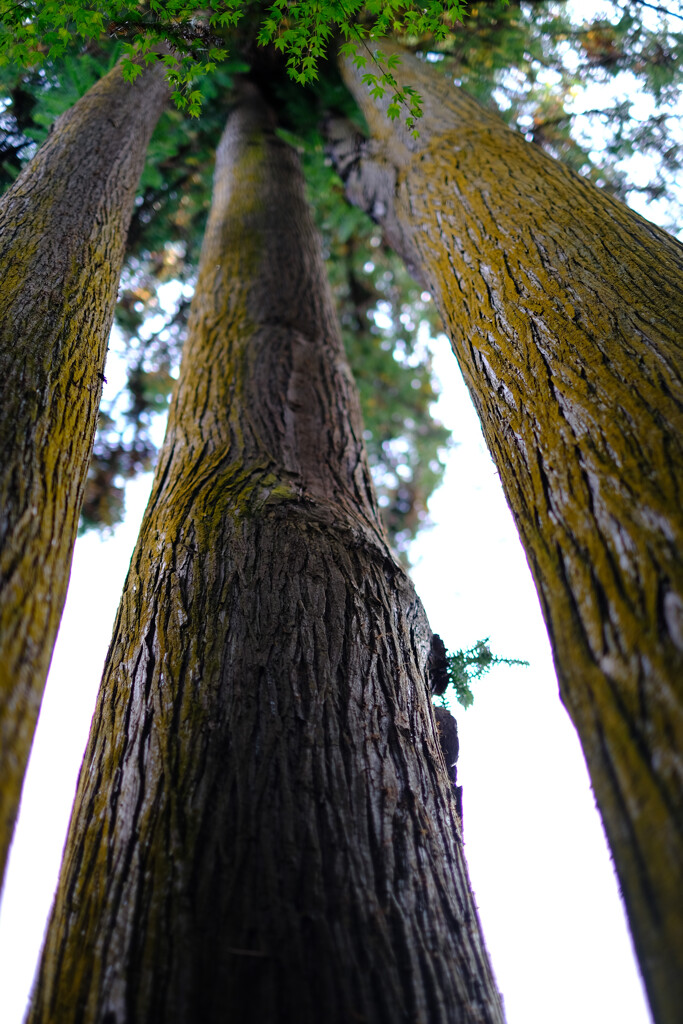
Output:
[{"xmin": 443, "ymin": 639, "xmax": 529, "ymax": 709}]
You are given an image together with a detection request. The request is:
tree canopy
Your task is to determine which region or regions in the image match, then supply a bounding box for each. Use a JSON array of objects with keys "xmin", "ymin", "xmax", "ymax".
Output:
[{"xmin": 1, "ymin": 1, "xmax": 681, "ymax": 553}]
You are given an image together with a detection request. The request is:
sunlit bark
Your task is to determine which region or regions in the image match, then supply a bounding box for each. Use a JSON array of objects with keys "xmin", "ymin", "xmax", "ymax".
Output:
[
  {"xmin": 331, "ymin": 44, "xmax": 683, "ymax": 1024},
  {"xmin": 29, "ymin": 93, "xmax": 504, "ymax": 1024}
]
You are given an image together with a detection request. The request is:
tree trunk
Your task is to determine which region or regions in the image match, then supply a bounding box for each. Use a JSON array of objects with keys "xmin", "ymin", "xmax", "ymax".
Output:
[
  {"xmin": 329, "ymin": 43, "xmax": 683, "ymax": 1024},
  {"xmin": 0, "ymin": 60, "xmax": 169, "ymax": 884},
  {"xmin": 29, "ymin": 92, "xmax": 504, "ymax": 1024}
]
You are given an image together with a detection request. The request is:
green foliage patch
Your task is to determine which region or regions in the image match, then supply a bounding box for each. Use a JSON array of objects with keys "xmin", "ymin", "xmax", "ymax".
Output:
[
  {"xmin": 442, "ymin": 638, "xmax": 529, "ymax": 710},
  {"xmin": 0, "ymin": 0, "xmax": 469, "ymax": 119}
]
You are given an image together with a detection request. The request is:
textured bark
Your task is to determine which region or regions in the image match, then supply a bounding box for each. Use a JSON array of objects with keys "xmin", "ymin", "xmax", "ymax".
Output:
[
  {"xmin": 330, "ymin": 44, "xmax": 683, "ymax": 1024},
  {"xmin": 29, "ymin": 94, "xmax": 504, "ymax": 1024},
  {"xmin": 0, "ymin": 61, "xmax": 169, "ymax": 884}
]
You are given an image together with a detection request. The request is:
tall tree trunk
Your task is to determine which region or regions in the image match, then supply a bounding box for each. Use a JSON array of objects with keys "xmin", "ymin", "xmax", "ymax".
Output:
[
  {"xmin": 0, "ymin": 61, "xmax": 169, "ymax": 884},
  {"xmin": 29, "ymin": 93, "xmax": 504, "ymax": 1024},
  {"xmin": 329, "ymin": 43, "xmax": 683, "ymax": 1024}
]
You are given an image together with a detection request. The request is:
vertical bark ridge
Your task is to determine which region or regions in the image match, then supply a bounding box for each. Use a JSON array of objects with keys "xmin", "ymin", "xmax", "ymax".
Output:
[
  {"xmin": 29, "ymin": 93, "xmax": 504, "ymax": 1023},
  {"xmin": 334, "ymin": 44, "xmax": 683, "ymax": 1024},
  {"xmin": 0, "ymin": 60, "xmax": 169, "ymax": 882}
]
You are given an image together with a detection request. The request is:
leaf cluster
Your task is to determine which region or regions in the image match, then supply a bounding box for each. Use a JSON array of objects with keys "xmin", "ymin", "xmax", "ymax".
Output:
[
  {"xmin": 0, "ymin": 0, "xmax": 232, "ymax": 113},
  {"xmin": 441, "ymin": 638, "xmax": 529, "ymax": 709},
  {"xmin": 0, "ymin": 0, "xmax": 466, "ymax": 118},
  {"xmin": 3, "ymin": 1, "xmax": 680, "ymax": 221}
]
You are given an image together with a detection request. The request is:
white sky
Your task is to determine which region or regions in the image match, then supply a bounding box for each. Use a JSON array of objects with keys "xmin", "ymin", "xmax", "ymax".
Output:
[{"xmin": 0, "ymin": 335, "xmax": 653, "ymax": 1024}]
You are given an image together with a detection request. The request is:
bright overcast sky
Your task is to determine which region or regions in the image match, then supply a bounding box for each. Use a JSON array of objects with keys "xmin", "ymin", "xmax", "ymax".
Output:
[{"xmin": 0, "ymin": 334, "xmax": 653, "ymax": 1024}]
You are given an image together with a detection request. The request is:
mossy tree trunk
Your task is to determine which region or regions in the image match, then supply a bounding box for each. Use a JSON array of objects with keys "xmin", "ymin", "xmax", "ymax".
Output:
[
  {"xmin": 29, "ymin": 93, "xmax": 504, "ymax": 1024},
  {"xmin": 0, "ymin": 61, "xmax": 168, "ymax": 884},
  {"xmin": 329, "ymin": 43, "xmax": 683, "ymax": 1024}
]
